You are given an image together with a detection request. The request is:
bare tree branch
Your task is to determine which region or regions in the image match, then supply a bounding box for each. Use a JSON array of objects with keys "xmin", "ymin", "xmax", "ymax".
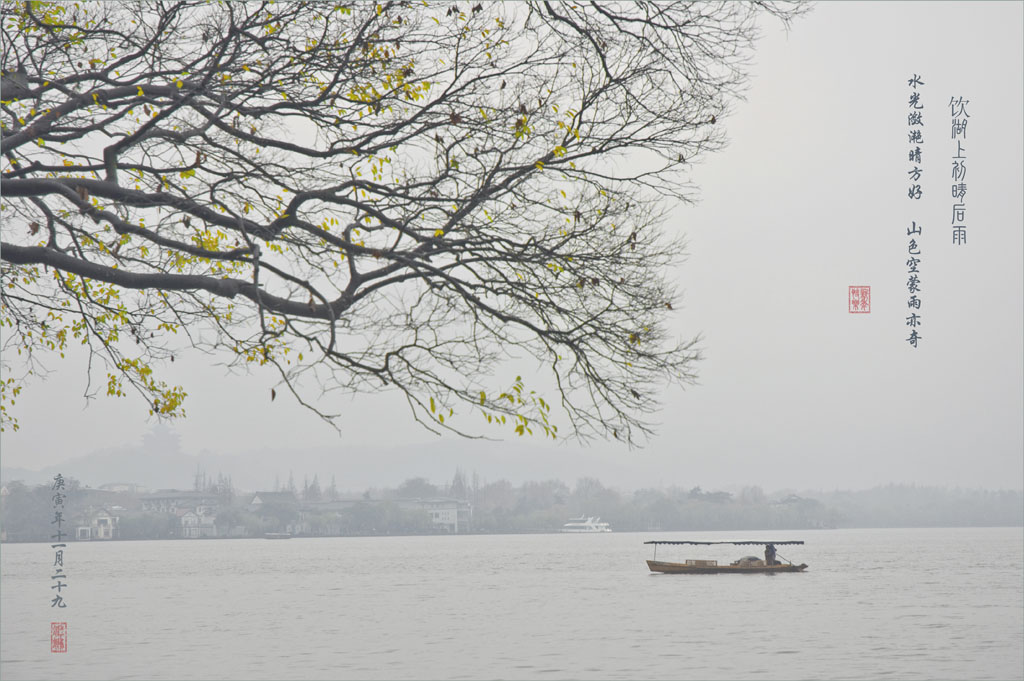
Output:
[{"xmin": 1, "ymin": 0, "xmax": 802, "ymax": 441}]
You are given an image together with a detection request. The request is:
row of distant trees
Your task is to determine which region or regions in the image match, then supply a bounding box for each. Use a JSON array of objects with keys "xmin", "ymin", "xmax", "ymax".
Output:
[
  {"xmin": 268, "ymin": 471, "xmax": 341, "ymax": 502},
  {"xmin": 2, "ymin": 473, "xmax": 1020, "ymax": 542},
  {"xmin": 456, "ymin": 477, "xmax": 842, "ymax": 532},
  {"xmin": 1, "ymin": 478, "xmax": 87, "ymax": 541},
  {"xmin": 381, "ymin": 474, "xmax": 1023, "ymax": 532},
  {"xmin": 274, "ymin": 471, "xmax": 1022, "ymax": 532}
]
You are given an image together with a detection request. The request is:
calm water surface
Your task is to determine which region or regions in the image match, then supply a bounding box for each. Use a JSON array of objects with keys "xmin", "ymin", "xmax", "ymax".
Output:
[{"xmin": 1, "ymin": 527, "xmax": 1021, "ymax": 680}]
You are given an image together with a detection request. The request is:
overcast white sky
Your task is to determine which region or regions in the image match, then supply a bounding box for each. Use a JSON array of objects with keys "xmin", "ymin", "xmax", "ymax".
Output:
[{"xmin": 2, "ymin": 2, "xmax": 1021, "ymax": 492}]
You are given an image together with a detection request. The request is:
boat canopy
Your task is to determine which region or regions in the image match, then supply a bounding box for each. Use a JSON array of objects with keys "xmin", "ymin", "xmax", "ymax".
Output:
[{"xmin": 643, "ymin": 540, "xmax": 804, "ymax": 546}]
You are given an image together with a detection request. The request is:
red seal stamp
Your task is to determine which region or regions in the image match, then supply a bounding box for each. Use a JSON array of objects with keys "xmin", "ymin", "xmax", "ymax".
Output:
[
  {"xmin": 50, "ymin": 622, "xmax": 67, "ymax": 653},
  {"xmin": 849, "ymin": 286, "xmax": 871, "ymax": 313}
]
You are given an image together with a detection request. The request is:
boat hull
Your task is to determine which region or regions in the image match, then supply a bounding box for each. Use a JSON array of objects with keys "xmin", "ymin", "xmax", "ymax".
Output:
[
  {"xmin": 560, "ymin": 528, "xmax": 612, "ymax": 533},
  {"xmin": 646, "ymin": 560, "xmax": 808, "ymax": 574}
]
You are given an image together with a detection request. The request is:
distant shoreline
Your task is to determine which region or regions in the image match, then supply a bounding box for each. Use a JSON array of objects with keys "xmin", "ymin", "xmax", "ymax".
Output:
[{"xmin": 3, "ymin": 524, "xmax": 1022, "ymax": 546}]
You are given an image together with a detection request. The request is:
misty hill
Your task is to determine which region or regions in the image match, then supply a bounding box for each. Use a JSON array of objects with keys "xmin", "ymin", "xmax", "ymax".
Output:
[
  {"xmin": 1, "ymin": 425, "xmax": 664, "ymax": 493},
  {"xmin": 2, "ymin": 427, "xmax": 196, "ymax": 489},
  {"xmin": 813, "ymin": 485, "xmax": 1024, "ymax": 528}
]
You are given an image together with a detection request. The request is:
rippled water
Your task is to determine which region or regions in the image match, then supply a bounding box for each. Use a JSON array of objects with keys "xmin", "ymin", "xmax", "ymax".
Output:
[{"xmin": 1, "ymin": 527, "xmax": 1021, "ymax": 680}]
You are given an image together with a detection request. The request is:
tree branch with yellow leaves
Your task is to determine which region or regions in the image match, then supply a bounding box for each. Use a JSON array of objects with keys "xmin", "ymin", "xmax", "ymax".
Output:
[{"xmin": 1, "ymin": 0, "xmax": 803, "ymax": 441}]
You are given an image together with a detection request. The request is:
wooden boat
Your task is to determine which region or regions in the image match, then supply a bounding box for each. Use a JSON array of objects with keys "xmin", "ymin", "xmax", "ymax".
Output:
[
  {"xmin": 646, "ymin": 559, "xmax": 808, "ymax": 574},
  {"xmin": 645, "ymin": 540, "xmax": 808, "ymax": 574}
]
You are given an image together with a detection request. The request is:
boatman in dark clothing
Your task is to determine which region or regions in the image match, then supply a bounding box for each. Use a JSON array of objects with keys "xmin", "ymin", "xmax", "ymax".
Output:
[{"xmin": 765, "ymin": 543, "xmax": 776, "ymax": 566}]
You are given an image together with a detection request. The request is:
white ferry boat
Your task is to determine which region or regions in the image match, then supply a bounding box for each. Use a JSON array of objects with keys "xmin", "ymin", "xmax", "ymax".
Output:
[{"xmin": 561, "ymin": 516, "xmax": 612, "ymax": 533}]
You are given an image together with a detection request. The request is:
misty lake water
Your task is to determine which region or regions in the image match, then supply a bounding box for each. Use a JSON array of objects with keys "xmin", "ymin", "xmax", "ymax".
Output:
[{"xmin": 1, "ymin": 527, "xmax": 1021, "ymax": 680}]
